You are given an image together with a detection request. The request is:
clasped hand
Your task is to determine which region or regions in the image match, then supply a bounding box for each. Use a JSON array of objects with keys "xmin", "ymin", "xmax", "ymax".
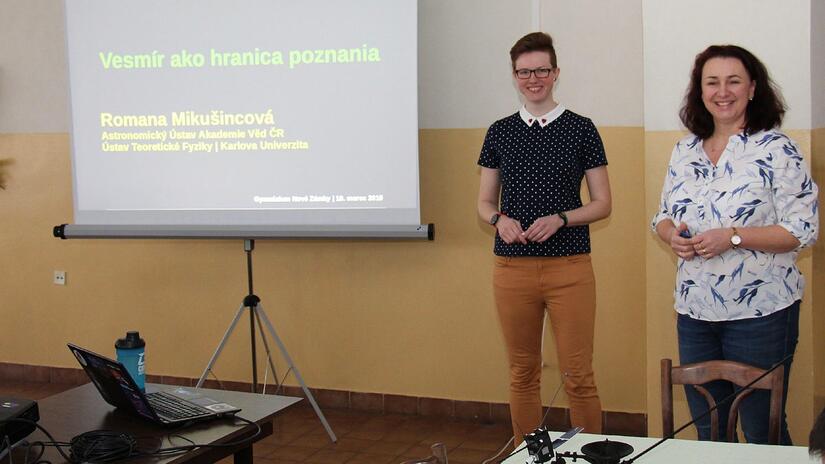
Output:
[
  {"xmin": 497, "ymin": 215, "xmax": 563, "ymax": 244},
  {"xmin": 670, "ymin": 224, "xmax": 731, "ymax": 260}
]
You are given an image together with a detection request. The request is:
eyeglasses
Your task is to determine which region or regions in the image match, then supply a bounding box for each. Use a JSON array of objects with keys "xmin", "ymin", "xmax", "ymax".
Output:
[{"xmin": 514, "ymin": 67, "xmax": 554, "ymax": 79}]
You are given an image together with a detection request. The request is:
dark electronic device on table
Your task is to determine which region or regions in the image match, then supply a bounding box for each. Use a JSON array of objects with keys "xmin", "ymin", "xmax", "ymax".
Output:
[
  {"xmin": 0, "ymin": 397, "xmax": 40, "ymax": 455},
  {"xmin": 68, "ymin": 343, "xmax": 241, "ymax": 425}
]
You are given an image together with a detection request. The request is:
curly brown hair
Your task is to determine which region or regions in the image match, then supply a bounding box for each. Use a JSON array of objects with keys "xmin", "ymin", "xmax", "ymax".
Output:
[{"xmin": 679, "ymin": 45, "xmax": 785, "ymax": 139}]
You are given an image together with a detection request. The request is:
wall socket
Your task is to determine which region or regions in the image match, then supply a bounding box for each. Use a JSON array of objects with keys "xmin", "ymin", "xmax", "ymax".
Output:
[{"xmin": 53, "ymin": 270, "xmax": 66, "ymax": 285}]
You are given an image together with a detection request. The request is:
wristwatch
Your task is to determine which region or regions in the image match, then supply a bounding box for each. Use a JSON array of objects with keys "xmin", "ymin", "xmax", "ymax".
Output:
[
  {"xmin": 730, "ymin": 227, "xmax": 742, "ymax": 249},
  {"xmin": 490, "ymin": 213, "xmax": 502, "ymax": 226}
]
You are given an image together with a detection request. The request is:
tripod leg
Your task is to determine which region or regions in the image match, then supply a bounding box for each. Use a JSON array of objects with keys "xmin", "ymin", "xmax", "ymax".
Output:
[
  {"xmin": 197, "ymin": 303, "xmax": 248, "ymax": 388},
  {"xmin": 254, "ymin": 304, "xmax": 338, "ymax": 443},
  {"xmin": 0, "ymin": 438, "xmax": 29, "ymax": 461},
  {"xmin": 252, "ymin": 308, "xmax": 282, "ymax": 394}
]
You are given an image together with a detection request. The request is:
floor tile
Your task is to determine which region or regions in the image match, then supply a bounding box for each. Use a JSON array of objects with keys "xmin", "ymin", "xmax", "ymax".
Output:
[
  {"xmin": 343, "ymin": 452, "xmax": 398, "ymax": 464},
  {"xmin": 252, "ymin": 442, "xmax": 280, "ymax": 457},
  {"xmin": 304, "ymin": 448, "xmax": 356, "ymax": 463},
  {"xmin": 268, "ymin": 444, "xmax": 315, "ymax": 461},
  {"xmin": 448, "ymin": 446, "xmax": 502, "ymax": 463},
  {"xmin": 396, "ymin": 444, "xmax": 436, "ymax": 461},
  {"xmin": 256, "ymin": 458, "xmax": 303, "ymax": 464},
  {"xmin": 364, "ymin": 438, "xmax": 415, "ymax": 456},
  {"xmin": 326, "ymin": 436, "xmax": 378, "ymax": 452}
]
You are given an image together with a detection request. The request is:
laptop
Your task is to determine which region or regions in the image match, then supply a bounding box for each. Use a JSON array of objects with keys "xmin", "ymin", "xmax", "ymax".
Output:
[{"xmin": 68, "ymin": 343, "xmax": 241, "ymax": 425}]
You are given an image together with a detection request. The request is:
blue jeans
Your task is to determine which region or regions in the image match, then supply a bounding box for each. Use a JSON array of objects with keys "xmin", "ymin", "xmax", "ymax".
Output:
[{"xmin": 677, "ymin": 301, "xmax": 799, "ymax": 445}]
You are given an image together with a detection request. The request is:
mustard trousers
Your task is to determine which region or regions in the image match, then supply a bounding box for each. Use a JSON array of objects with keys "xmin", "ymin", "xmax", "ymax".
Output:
[{"xmin": 493, "ymin": 254, "xmax": 602, "ymax": 441}]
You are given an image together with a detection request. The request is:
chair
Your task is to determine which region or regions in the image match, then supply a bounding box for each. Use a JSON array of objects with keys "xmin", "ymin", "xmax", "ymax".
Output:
[
  {"xmin": 399, "ymin": 442, "xmax": 448, "ymax": 464},
  {"xmin": 661, "ymin": 358, "xmax": 783, "ymax": 444}
]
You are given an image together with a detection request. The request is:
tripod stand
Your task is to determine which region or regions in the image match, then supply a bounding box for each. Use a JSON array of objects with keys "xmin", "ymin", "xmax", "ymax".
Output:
[{"xmin": 197, "ymin": 239, "xmax": 337, "ymax": 443}]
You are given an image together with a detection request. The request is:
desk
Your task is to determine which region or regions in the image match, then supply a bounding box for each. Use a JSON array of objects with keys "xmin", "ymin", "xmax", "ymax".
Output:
[
  {"xmin": 502, "ymin": 431, "xmax": 818, "ymax": 464},
  {"xmin": 15, "ymin": 383, "xmax": 301, "ymax": 464}
]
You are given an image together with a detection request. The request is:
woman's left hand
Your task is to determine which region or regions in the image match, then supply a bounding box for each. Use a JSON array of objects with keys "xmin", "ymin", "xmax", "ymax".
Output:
[
  {"xmin": 524, "ymin": 215, "xmax": 564, "ymax": 242},
  {"xmin": 692, "ymin": 228, "xmax": 732, "ymax": 259}
]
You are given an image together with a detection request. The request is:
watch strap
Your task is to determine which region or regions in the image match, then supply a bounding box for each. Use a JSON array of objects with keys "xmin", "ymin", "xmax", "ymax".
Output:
[{"xmin": 558, "ymin": 211, "xmax": 568, "ymax": 227}]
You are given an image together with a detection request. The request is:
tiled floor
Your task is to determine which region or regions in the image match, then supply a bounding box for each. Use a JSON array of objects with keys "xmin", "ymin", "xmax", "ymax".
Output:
[
  {"xmin": 257, "ymin": 405, "xmax": 515, "ymax": 464},
  {"xmin": 1, "ymin": 381, "xmax": 515, "ymax": 463}
]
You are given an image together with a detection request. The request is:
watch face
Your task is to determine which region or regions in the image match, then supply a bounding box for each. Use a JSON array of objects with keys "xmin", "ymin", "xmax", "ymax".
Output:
[
  {"xmin": 490, "ymin": 213, "xmax": 500, "ymax": 225},
  {"xmin": 731, "ymin": 234, "xmax": 742, "ymax": 245}
]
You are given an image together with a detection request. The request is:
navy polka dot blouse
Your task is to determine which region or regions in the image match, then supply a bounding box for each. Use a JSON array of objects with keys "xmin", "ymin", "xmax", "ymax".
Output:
[{"xmin": 478, "ymin": 109, "xmax": 608, "ymax": 256}]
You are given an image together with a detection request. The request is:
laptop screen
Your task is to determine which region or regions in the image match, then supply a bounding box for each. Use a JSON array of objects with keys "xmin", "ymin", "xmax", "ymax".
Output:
[{"xmin": 71, "ymin": 345, "xmax": 157, "ymax": 421}]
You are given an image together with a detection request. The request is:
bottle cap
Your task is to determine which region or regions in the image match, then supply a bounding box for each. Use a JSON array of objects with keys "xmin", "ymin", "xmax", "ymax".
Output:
[{"xmin": 115, "ymin": 331, "xmax": 146, "ymax": 349}]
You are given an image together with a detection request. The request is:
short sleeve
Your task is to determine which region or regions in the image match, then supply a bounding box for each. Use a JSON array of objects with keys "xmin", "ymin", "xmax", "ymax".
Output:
[
  {"xmin": 579, "ymin": 118, "xmax": 608, "ymax": 170},
  {"xmin": 477, "ymin": 122, "xmax": 500, "ymax": 169}
]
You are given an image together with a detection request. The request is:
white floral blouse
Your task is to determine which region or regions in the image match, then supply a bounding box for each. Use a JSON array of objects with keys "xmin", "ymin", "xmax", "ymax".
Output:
[{"xmin": 652, "ymin": 129, "xmax": 819, "ymax": 321}]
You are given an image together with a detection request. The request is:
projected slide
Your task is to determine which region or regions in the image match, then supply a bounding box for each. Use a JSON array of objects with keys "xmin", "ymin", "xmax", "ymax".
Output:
[{"xmin": 65, "ymin": 0, "xmax": 419, "ymax": 226}]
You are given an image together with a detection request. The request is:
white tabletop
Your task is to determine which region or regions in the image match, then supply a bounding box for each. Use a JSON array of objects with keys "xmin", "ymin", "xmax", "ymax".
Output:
[{"xmin": 501, "ymin": 431, "xmax": 817, "ymax": 464}]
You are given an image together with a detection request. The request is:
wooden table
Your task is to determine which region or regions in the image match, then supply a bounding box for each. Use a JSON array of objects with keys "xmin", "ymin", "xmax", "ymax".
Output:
[{"xmin": 13, "ymin": 383, "xmax": 301, "ymax": 464}]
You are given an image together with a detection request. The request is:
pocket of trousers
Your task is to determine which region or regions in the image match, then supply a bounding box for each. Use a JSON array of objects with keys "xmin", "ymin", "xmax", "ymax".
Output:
[
  {"xmin": 494, "ymin": 255, "xmax": 512, "ymax": 267},
  {"xmin": 565, "ymin": 253, "xmax": 591, "ymax": 265}
]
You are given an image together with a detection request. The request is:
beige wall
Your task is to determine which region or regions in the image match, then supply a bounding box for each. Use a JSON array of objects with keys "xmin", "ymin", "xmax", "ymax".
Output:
[
  {"xmin": 1, "ymin": 0, "xmax": 822, "ymax": 445},
  {"xmin": 813, "ymin": 127, "xmax": 825, "ymax": 416},
  {"xmin": 812, "ymin": 0, "xmax": 825, "ymax": 128},
  {"xmin": 0, "ymin": 126, "xmax": 647, "ymax": 413},
  {"xmin": 811, "ymin": 0, "xmax": 825, "ymax": 418},
  {"xmin": 541, "ymin": 0, "xmax": 643, "ymax": 126},
  {"xmin": 642, "ymin": 0, "xmax": 812, "ymax": 131}
]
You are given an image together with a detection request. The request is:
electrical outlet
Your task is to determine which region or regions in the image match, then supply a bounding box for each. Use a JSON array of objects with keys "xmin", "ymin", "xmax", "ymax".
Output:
[{"xmin": 54, "ymin": 270, "xmax": 66, "ymax": 286}]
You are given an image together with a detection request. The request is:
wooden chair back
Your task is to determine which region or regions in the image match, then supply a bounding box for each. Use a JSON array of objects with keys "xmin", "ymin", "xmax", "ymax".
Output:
[{"xmin": 661, "ymin": 358, "xmax": 783, "ymax": 444}]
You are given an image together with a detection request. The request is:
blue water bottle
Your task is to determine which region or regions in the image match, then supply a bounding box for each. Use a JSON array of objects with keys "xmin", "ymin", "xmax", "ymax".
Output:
[{"xmin": 115, "ymin": 331, "xmax": 146, "ymax": 392}]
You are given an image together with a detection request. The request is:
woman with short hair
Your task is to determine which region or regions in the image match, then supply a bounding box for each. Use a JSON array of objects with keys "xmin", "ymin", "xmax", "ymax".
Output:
[{"xmin": 477, "ymin": 31, "xmax": 612, "ymax": 442}]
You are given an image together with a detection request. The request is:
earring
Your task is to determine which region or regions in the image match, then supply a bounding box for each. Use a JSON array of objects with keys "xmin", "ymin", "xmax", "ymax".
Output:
[{"xmin": 749, "ymin": 96, "xmax": 753, "ymax": 101}]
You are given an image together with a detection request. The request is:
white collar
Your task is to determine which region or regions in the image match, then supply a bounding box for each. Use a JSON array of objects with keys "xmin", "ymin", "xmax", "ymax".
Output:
[{"xmin": 519, "ymin": 104, "xmax": 566, "ymax": 127}]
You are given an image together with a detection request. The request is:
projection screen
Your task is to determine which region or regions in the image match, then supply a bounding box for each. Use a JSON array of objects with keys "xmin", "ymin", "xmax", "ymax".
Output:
[{"xmin": 57, "ymin": 0, "xmax": 430, "ymax": 239}]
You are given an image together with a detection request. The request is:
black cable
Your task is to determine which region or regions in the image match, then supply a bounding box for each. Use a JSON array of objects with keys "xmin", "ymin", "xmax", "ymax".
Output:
[
  {"xmin": 164, "ymin": 433, "xmax": 196, "ymax": 447},
  {"xmin": 22, "ymin": 440, "xmax": 45, "ymax": 464},
  {"xmin": 143, "ymin": 416, "xmax": 261, "ymax": 456},
  {"xmin": 3, "ymin": 414, "xmax": 261, "ymax": 463},
  {"xmin": 497, "ymin": 372, "xmax": 568, "ymax": 463},
  {"xmin": 69, "ymin": 430, "xmax": 136, "ymax": 463},
  {"xmin": 23, "ymin": 441, "xmax": 49, "ymax": 464},
  {"xmin": 1, "ymin": 418, "xmax": 73, "ymax": 464}
]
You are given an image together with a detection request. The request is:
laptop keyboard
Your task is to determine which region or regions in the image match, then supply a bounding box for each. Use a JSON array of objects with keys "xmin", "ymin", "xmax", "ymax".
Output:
[{"xmin": 147, "ymin": 391, "xmax": 211, "ymax": 420}]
